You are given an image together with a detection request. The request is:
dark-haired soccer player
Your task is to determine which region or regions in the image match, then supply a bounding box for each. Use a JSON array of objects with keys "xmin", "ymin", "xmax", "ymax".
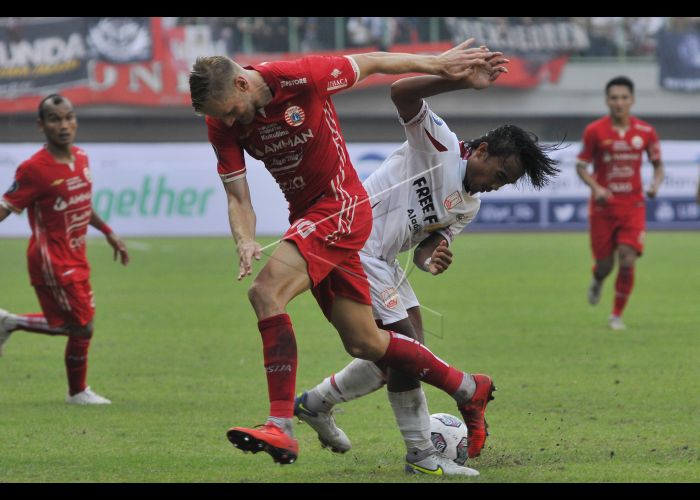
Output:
[
  {"xmin": 190, "ymin": 40, "xmax": 512, "ymax": 467},
  {"xmin": 576, "ymin": 76, "xmax": 664, "ymax": 331},
  {"xmin": 0, "ymin": 94, "xmax": 129, "ymax": 404},
  {"xmin": 295, "ymin": 74, "xmax": 560, "ymax": 475}
]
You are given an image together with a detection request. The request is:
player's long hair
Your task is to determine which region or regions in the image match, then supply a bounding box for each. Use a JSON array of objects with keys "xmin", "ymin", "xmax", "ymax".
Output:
[{"xmin": 467, "ymin": 125, "xmax": 562, "ymax": 190}]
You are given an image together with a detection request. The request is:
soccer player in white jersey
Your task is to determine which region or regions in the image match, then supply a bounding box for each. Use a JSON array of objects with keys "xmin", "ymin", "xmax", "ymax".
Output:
[{"xmin": 295, "ymin": 71, "xmax": 560, "ymax": 475}]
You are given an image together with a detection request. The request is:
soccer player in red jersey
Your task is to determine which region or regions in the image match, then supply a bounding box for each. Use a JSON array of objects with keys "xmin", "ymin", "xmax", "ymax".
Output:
[
  {"xmin": 576, "ymin": 77, "xmax": 665, "ymax": 331},
  {"xmin": 0, "ymin": 94, "xmax": 129, "ymax": 404},
  {"xmin": 190, "ymin": 40, "xmax": 503, "ymax": 465}
]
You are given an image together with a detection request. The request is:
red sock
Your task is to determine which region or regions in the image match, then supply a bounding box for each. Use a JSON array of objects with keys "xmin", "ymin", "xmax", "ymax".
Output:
[
  {"xmin": 65, "ymin": 336, "xmax": 91, "ymax": 396},
  {"xmin": 259, "ymin": 314, "xmax": 297, "ymax": 418},
  {"xmin": 378, "ymin": 331, "xmax": 464, "ymax": 395},
  {"xmin": 613, "ymin": 266, "xmax": 635, "ymax": 317}
]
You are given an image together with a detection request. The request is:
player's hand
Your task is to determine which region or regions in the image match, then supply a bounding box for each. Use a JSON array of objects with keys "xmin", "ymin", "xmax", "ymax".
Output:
[
  {"xmin": 106, "ymin": 232, "xmax": 129, "ymax": 266},
  {"xmin": 237, "ymin": 240, "xmax": 262, "ymax": 281},
  {"xmin": 593, "ymin": 186, "xmax": 612, "ymax": 205},
  {"xmin": 435, "ymin": 39, "xmax": 506, "ymax": 81},
  {"xmin": 428, "ymin": 240, "xmax": 453, "ymax": 275},
  {"xmin": 646, "ymin": 186, "xmax": 659, "ymax": 199}
]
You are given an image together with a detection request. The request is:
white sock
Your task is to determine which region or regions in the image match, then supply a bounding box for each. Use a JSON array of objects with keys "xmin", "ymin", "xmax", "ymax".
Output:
[
  {"xmin": 266, "ymin": 417, "xmax": 294, "ymax": 437},
  {"xmin": 388, "ymin": 387, "xmax": 433, "ymax": 455},
  {"xmin": 452, "ymin": 373, "xmax": 477, "ymax": 406},
  {"xmin": 306, "ymin": 358, "xmax": 386, "ymax": 413}
]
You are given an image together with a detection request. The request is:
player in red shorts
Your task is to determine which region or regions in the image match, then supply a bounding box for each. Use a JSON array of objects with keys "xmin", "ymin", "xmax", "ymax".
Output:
[
  {"xmin": 189, "ymin": 40, "xmax": 503, "ymax": 465},
  {"xmin": 0, "ymin": 94, "xmax": 129, "ymax": 404},
  {"xmin": 576, "ymin": 76, "xmax": 665, "ymax": 331}
]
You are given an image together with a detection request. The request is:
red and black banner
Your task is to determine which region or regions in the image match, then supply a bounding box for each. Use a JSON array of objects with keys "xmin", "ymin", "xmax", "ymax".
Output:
[{"xmin": 0, "ymin": 18, "xmax": 573, "ymax": 114}]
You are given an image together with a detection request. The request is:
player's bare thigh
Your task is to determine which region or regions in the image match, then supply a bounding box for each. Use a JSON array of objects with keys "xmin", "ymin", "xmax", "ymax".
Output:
[
  {"xmin": 331, "ymin": 295, "xmax": 390, "ymax": 361},
  {"xmin": 248, "ymin": 240, "xmax": 312, "ymax": 319}
]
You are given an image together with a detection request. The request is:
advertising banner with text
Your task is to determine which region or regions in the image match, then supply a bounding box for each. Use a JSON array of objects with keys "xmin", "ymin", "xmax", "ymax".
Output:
[{"xmin": 1, "ymin": 141, "xmax": 699, "ymax": 238}]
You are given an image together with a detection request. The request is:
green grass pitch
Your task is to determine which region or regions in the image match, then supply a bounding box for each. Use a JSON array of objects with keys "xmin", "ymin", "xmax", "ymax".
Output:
[{"xmin": 1, "ymin": 232, "xmax": 698, "ymax": 482}]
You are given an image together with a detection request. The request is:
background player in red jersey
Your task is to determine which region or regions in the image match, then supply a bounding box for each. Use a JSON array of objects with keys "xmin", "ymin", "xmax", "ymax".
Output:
[
  {"xmin": 189, "ymin": 40, "xmax": 505, "ymax": 465},
  {"xmin": 576, "ymin": 76, "xmax": 665, "ymax": 331},
  {"xmin": 0, "ymin": 94, "xmax": 129, "ymax": 404}
]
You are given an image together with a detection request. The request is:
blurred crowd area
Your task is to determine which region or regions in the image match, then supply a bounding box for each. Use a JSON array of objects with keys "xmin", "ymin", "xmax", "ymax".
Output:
[
  {"xmin": 166, "ymin": 17, "xmax": 700, "ymax": 58},
  {"xmin": 1, "ymin": 16, "xmax": 699, "ymax": 59}
]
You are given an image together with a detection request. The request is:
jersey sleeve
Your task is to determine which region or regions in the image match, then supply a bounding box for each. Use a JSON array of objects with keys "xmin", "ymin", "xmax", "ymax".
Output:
[
  {"xmin": 436, "ymin": 199, "xmax": 481, "ymax": 243},
  {"xmin": 646, "ymin": 127, "xmax": 662, "ymax": 162},
  {"xmin": 577, "ymin": 123, "xmax": 597, "ymax": 163},
  {"xmin": 206, "ymin": 117, "xmax": 247, "ymax": 184},
  {"xmin": 304, "ymin": 55, "xmax": 360, "ymax": 98},
  {"xmin": 401, "ymin": 101, "xmax": 458, "ymax": 154},
  {"xmin": 1, "ymin": 161, "xmax": 43, "ymax": 213}
]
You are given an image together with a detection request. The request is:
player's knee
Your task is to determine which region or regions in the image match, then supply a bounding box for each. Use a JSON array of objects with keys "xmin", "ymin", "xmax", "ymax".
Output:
[
  {"xmin": 342, "ymin": 336, "xmax": 384, "ymax": 361},
  {"xmin": 67, "ymin": 321, "xmax": 93, "ymax": 338},
  {"xmin": 247, "ymin": 280, "xmax": 274, "ymax": 310}
]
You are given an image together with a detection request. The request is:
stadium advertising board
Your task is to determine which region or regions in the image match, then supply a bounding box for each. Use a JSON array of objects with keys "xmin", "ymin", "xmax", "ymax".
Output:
[
  {"xmin": 1, "ymin": 17, "xmax": 573, "ymax": 113},
  {"xmin": 1, "ymin": 142, "xmax": 698, "ymax": 237}
]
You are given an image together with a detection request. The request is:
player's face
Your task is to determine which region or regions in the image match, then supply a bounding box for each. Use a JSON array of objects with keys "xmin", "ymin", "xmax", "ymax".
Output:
[
  {"xmin": 606, "ymin": 85, "xmax": 634, "ymax": 120},
  {"xmin": 39, "ymin": 101, "xmax": 77, "ymax": 147},
  {"xmin": 203, "ymin": 80, "xmax": 257, "ymax": 126},
  {"xmin": 464, "ymin": 143, "xmax": 524, "ymax": 195}
]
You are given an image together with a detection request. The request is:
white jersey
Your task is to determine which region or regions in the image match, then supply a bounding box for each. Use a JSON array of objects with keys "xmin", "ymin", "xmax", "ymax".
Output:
[{"xmin": 362, "ymin": 101, "xmax": 481, "ymax": 264}]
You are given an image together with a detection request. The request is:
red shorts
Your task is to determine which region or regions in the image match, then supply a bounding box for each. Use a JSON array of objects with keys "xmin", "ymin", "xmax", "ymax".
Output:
[
  {"xmin": 33, "ymin": 280, "xmax": 95, "ymax": 328},
  {"xmin": 283, "ymin": 191, "xmax": 373, "ymax": 321},
  {"xmin": 589, "ymin": 204, "xmax": 646, "ymax": 260}
]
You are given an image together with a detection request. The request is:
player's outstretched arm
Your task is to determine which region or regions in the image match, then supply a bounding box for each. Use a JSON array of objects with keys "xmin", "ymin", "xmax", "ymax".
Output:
[
  {"xmin": 349, "ymin": 38, "xmax": 505, "ymax": 84},
  {"xmin": 576, "ymin": 160, "xmax": 611, "ymax": 205},
  {"xmin": 90, "ymin": 209, "xmax": 129, "ymax": 265},
  {"xmin": 224, "ymin": 178, "xmax": 261, "ymax": 281},
  {"xmin": 646, "ymin": 159, "xmax": 665, "ymax": 199},
  {"xmin": 389, "ymin": 48, "xmax": 508, "ymax": 122}
]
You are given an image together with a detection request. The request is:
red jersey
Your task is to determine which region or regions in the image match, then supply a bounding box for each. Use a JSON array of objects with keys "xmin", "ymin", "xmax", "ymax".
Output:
[
  {"xmin": 578, "ymin": 115, "xmax": 661, "ymax": 207},
  {"xmin": 2, "ymin": 147, "xmax": 93, "ymax": 286},
  {"xmin": 207, "ymin": 55, "xmax": 363, "ymax": 221}
]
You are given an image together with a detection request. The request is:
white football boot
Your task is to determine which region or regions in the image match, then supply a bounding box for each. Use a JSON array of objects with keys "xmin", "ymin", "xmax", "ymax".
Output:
[
  {"xmin": 608, "ymin": 315, "xmax": 627, "ymax": 331},
  {"xmin": 294, "ymin": 392, "xmax": 351, "ymax": 453},
  {"xmin": 405, "ymin": 452, "xmax": 480, "ymax": 477},
  {"xmin": 66, "ymin": 387, "xmax": 112, "ymax": 405},
  {"xmin": 588, "ymin": 279, "xmax": 602, "ymax": 305},
  {"xmin": 0, "ymin": 308, "xmax": 17, "ymax": 356}
]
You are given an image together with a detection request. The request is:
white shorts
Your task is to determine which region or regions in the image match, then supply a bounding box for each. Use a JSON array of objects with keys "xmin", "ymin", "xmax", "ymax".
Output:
[{"xmin": 359, "ymin": 252, "xmax": 420, "ymax": 325}]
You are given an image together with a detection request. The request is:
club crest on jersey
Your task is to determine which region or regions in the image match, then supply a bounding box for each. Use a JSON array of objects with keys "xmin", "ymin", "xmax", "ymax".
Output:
[
  {"xmin": 631, "ymin": 135, "xmax": 644, "ymax": 149},
  {"xmin": 444, "ymin": 191, "xmax": 463, "ymax": 210},
  {"xmin": 284, "ymin": 105, "xmax": 305, "ymax": 127}
]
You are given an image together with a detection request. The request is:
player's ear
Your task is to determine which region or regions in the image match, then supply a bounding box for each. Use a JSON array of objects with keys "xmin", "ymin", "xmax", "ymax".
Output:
[
  {"xmin": 234, "ymin": 75, "xmax": 249, "ymax": 93},
  {"xmin": 476, "ymin": 142, "xmax": 489, "ymax": 157}
]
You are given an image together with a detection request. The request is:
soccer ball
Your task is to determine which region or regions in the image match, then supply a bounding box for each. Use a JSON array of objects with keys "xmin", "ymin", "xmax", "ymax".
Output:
[{"xmin": 429, "ymin": 413, "xmax": 469, "ymax": 465}]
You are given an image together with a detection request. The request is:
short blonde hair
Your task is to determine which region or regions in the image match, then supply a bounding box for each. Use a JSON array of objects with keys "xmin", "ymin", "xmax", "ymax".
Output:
[{"xmin": 189, "ymin": 56, "xmax": 238, "ymax": 114}]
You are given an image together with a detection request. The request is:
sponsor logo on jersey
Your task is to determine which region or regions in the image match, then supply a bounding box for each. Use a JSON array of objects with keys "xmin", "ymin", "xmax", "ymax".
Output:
[
  {"xmin": 259, "ymin": 123, "xmax": 290, "ymax": 141},
  {"xmin": 66, "ymin": 176, "xmax": 88, "ymax": 191},
  {"xmin": 263, "ymin": 129, "xmax": 314, "ymax": 155},
  {"xmin": 53, "ymin": 192, "xmax": 91, "ymax": 211},
  {"xmin": 327, "ymin": 78, "xmax": 349, "ymax": 91},
  {"xmin": 444, "ymin": 191, "xmax": 463, "ymax": 210},
  {"xmin": 292, "ymin": 219, "xmax": 317, "ymax": 239},
  {"xmin": 279, "ymin": 175, "xmax": 306, "ymax": 193},
  {"xmin": 607, "ymin": 165, "xmax": 635, "ymax": 180},
  {"xmin": 380, "ymin": 288, "xmax": 399, "ymax": 309},
  {"xmin": 413, "ymin": 177, "xmax": 439, "ymax": 225},
  {"xmin": 65, "ymin": 207, "xmax": 92, "ymax": 233},
  {"xmin": 284, "ymin": 105, "xmax": 306, "ymax": 127},
  {"xmin": 331, "ymin": 68, "xmax": 342, "ymax": 78},
  {"xmin": 51, "ymin": 179, "xmax": 65, "ymax": 187},
  {"xmin": 281, "ymin": 77, "xmax": 308, "ymax": 88},
  {"xmin": 608, "ymin": 182, "xmax": 633, "ymax": 193},
  {"xmin": 631, "ymin": 135, "xmax": 644, "ymax": 149}
]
